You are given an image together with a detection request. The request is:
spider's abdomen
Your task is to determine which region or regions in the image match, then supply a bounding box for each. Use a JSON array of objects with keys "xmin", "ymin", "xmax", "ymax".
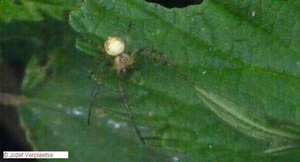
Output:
[{"xmin": 105, "ymin": 37, "xmax": 125, "ymax": 56}]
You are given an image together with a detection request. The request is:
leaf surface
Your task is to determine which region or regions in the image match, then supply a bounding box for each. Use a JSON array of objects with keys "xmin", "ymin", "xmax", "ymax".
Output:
[{"xmin": 17, "ymin": 0, "xmax": 300, "ymax": 161}]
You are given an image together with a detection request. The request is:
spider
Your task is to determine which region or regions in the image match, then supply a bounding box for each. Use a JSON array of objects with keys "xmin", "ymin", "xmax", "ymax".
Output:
[
  {"xmin": 87, "ymin": 33, "xmax": 194, "ymax": 144},
  {"xmin": 87, "ymin": 36, "xmax": 151, "ymax": 144}
]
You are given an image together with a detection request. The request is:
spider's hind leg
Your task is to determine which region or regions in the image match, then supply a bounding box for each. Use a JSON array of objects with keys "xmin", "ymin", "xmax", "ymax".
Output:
[{"xmin": 117, "ymin": 73, "xmax": 146, "ymax": 144}]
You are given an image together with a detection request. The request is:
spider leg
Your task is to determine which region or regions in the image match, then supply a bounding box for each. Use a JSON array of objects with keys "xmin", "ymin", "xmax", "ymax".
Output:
[
  {"xmin": 125, "ymin": 22, "xmax": 133, "ymax": 47},
  {"xmin": 130, "ymin": 46, "xmax": 195, "ymax": 85},
  {"xmin": 87, "ymin": 68, "xmax": 110, "ymax": 125},
  {"xmin": 146, "ymin": 48, "xmax": 197, "ymax": 87},
  {"xmin": 118, "ymin": 73, "xmax": 145, "ymax": 144},
  {"xmin": 98, "ymin": 45, "xmax": 106, "ymax": 54},
  {"xmin": 130, "ymin": 46, "xmax": 172, "ymax": 65},
  {"xmin": 130, "ymin": 47, "xmax": 150, "ymax": 61}
]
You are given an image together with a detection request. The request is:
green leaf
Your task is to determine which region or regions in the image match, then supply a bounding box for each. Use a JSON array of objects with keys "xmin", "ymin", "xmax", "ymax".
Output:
[
  {"xmin": 17, "ymin": 0, "xmax": 300, "ymax": 161},
  {"xmin": 0, "ymin": 0, "xmax": 81, "ymax": 23}
]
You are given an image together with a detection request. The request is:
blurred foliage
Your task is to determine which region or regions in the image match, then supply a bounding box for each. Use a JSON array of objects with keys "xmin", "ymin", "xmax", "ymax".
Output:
[{"xmin": 0, "ymin": 0, "xmax": 81, "ymax": 23}]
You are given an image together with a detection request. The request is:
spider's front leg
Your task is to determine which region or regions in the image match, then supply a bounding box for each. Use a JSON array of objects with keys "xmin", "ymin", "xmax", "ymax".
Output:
[
  {"xmin": 132, "ymin": 47, "xmax": 197, "ymax": 87},
  {"xmin": 131, "ymin": 47, "xmax": 174, "ymax": 67}
]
